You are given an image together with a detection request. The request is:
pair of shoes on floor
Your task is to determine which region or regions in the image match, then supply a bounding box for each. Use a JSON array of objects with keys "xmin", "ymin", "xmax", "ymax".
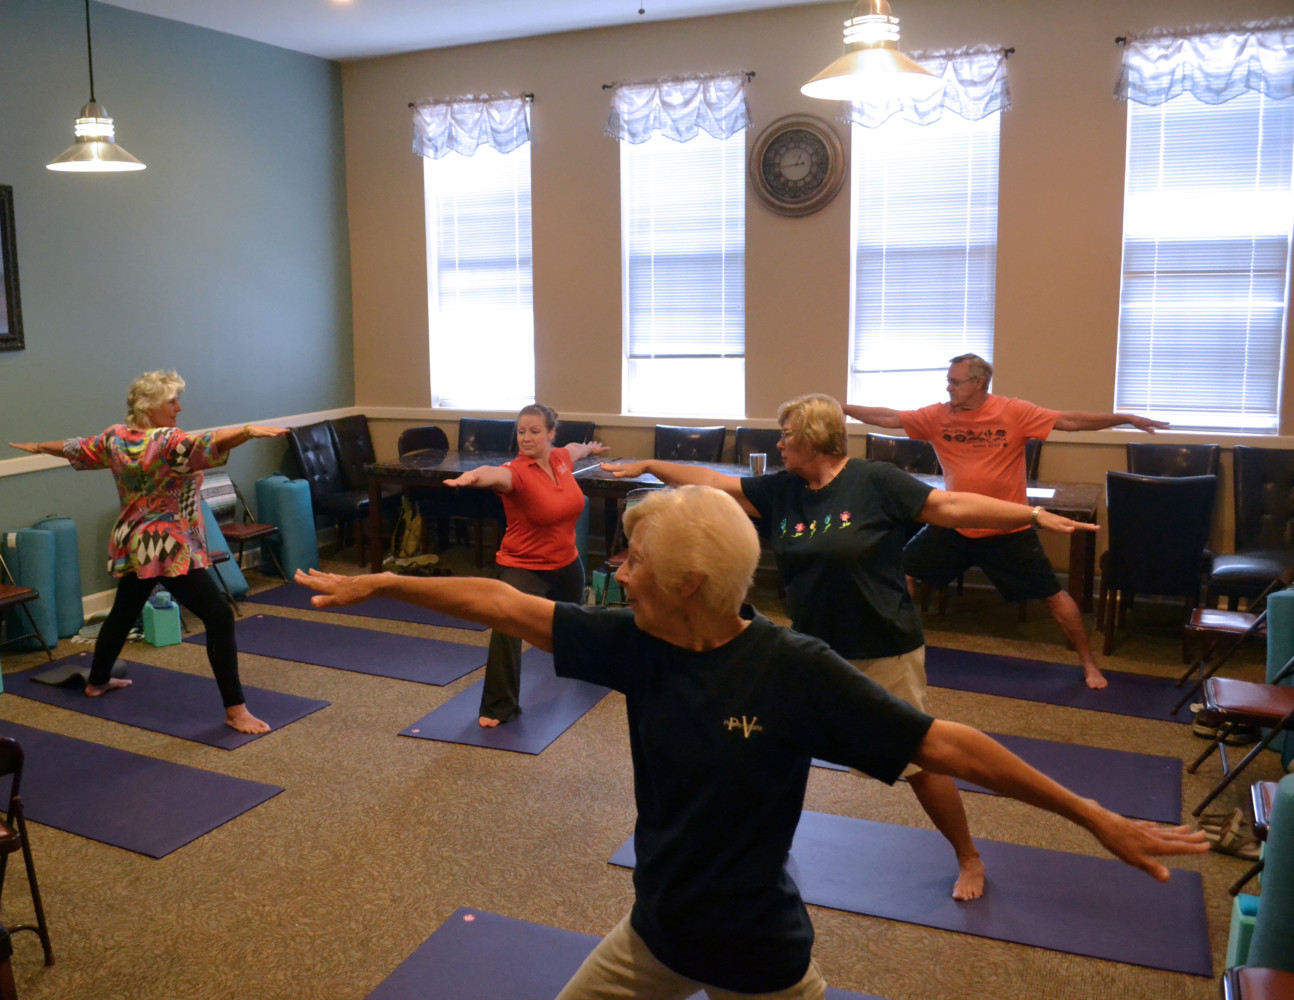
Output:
[
  {"xmin": 1199, "ymin": 807, "xmax": 1262, "ymax": 861},
  {"xmin": 1191, "ymin": 708, "xmax": 1260, "ymax": 745}
]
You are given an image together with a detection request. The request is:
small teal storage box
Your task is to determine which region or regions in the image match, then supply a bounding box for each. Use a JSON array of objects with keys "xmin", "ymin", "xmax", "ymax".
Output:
[
  {"xmin": 1226, "ymin": 893, "xmax": 1259, "ymax": 967},
  {"xmin": 142, "ymin": 597, "xmax": 182, "ymax": 647}
]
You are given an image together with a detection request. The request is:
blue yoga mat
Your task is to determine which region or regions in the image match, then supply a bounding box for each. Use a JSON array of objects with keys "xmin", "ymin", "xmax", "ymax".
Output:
[
  {"xmin": 610, "ymin": 811, "xmax": 1211, "ymax": 977},
  {"xmin": 365, "ymin": 907, "xmax": 883, "ymax": 1000},
  {"xmin": 401, "ymin": 649, "xmax": 609, "ymax": 754},
  {"xmin": 0, "ymin": 720, "xmax": 282, "ymax": 858},
  {"xmin": 813, "ymin": 731, "xmax": 1182, "ymax": 823},
  {"xmin": 186, "ymin": 614, "xmax": 485, "ymax": 685},
  {"xmin": 926, "ymin": 646, "xmax": 1194, "ymax": 723},
  {"xmin": 243, "ymin": 583, "xmax": 486, "ymax": 631},
  {"xmin": 7, "ymin": 653, "xmax": 329, "ymax": 749}
]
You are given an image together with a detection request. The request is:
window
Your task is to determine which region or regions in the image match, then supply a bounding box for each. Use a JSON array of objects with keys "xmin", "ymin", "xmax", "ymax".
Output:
[
  {"xmin": 621, "ymin": 130, "xmax": 745, "ymax": 415},
  {"xmin": 1115, "ymin": 91, "xmax": 1293, "ymax": 432},
  {"xmin": 845, "ymin": 46, "xmax": 1009, "ymax": 409},
  {"xmin": 609, "ymin": 74, "xmax": 750, "ymax": 417}
]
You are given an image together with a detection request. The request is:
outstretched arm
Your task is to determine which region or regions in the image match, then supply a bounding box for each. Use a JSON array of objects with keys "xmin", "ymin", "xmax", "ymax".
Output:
[
  {"xmin": 918, "ymin": 489, "xmax": 1097, "ymax": 535},
  {"xmin": 564, "ymin": 440, "xmax": 610, "ymax": 463},
  {"xmin": 295, "ymin": 569, "xmax": 556, "ymax": 651},
  {"xmin": 212, "ymin": 425, "xmax": 289, "ymax": 455},
  {"xmin": 9, "ymin": 441, "xmax": 65, "ymax": 456},
  {"xmin": 841, "ymin": 403, "xmax": 905, "ymax": 429},
  {"xmin": 913, "ymin": 720, "xmax": 1208, "ymax": 880},
  {"xmin": 1052, "ymin": 411, "xmax": 1169, "ymax": 433},
  {"xmin": 599, "ymin": 460, "xmax": 758, "ymax": 517},
  {"xmin": 443, "ymin": 465, "xmax": 514, "ymax": 492}
]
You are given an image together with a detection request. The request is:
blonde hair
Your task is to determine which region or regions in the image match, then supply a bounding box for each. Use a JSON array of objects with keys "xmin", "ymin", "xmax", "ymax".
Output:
[
  {"xmin": 126, "ymin": 370, "xmax": 185, "ymax": 429},
  {"xmin": 777, "ymin": 394, "xmax": 847, "ymax": 458},
  {"xmin": 622, "ymin": 486, "xmax": 758, "ymax": 617}
]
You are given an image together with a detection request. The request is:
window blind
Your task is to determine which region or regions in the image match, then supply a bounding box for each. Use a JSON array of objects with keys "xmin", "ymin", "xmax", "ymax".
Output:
[
  {"xmin": 621, "ymin": 129, "xmax": 745, "ymax": 416},
  {"xmin": 1115, "ymin": 90, "xmax": 1294, "ymax": 433},
  {"xmin": 425, "ymin": 142, "xmax": 535, "ymax": 410},
  {"xmin": 849, "ymin": 111, "xmax": 1001, "ymax": 408}
]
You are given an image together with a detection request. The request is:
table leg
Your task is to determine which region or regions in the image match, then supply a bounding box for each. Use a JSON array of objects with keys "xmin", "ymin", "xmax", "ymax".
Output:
[
  {"xmin": 368, "ymin": 477, "xmax": 384, "ymax": 574},
  {"xmin": 1068, "ymin": 531, "xmax": 1096, "ymax": 613},
  {"xmin": 604, "ymin": 498, "xmax": 618, "ymax": 555}
]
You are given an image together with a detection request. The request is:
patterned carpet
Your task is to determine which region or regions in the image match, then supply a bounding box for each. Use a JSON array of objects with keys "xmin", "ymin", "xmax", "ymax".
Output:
[{"xmin": 0, "ymin": 553, "xmax": 1281, "ymax": 1000}]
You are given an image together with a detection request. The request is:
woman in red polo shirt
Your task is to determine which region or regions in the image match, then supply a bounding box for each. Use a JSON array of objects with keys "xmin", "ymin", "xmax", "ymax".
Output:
[{"xmin": 445, "ymin": 404, "xmax": 607, "ymax": 726}]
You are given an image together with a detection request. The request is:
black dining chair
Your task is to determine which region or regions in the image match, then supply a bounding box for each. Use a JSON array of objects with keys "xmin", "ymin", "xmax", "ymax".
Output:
[
  {"xmin": 654, "ymin": 425, "xmax": 725, "ymax": 463},
  {"xmin": 1210, "ymin": 445, "xmax": 1294, "ymax": 610},
  {"xmin": 454, "ymin": 419, "xmax": 515, "ymax": 563},
  {"xmin": 397, "ymin": 424, "xmax": 450, "ymax": 456},
  {"xmin": 735, "ymin": 427, "xmax": 784, "ymax": 468},
  {"xmin": 1098, "ymin": 471, "xmax": 1217, "ymax": 654},
  {"xmin": 1126, "ymin": 442, "xmax": 1221, "ymax": 479},
  {"xmin": 1024, "ymin": 437, "xmax": 1043, "ymax": 481},
  {"xmin": 397, "ymin": 425, "xmax": 454, "ymax": 554},
  {"xmin": 287, "ymin": 422, "xmax": 374, "ymax": 566},
  {"xmin": 865, "ymin": 433, "xmax": 940, "ymax": 474},
  {"xmin": 553, "ymin": 420, "xmax": 596, "ymax": 449},
  {"xmin": 0, "ymin": 738, "xmax": 54, "ymax": 967}
]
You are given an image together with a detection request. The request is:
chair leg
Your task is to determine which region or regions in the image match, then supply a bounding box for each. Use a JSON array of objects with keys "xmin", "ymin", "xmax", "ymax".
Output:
[
  {"xmin": 13, "ymin": 806, "xmax": 54, "ymax": 965},
  {"xmin": 1228, "ymin": 858, "xmax": 1264, "ymax": 897},
  {"xmin": 1101, "ymin": 587, "xmax": 1117, "ymax": 655},
  {"xmin": 209, "ymin": 567, "xmax": 240, "ymax": 618},
  {"xmin": 15, "ymin": 603, "xmax": 54, "ymax": 662},
  {"xmin": 1191, "ymin": 725, "xmax": 1289, "ymax": 817}
]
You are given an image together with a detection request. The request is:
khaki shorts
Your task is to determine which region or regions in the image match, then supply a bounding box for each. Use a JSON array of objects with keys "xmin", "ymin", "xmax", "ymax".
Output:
[{"xmin": 849, "ymin": 646, "xmax": 927, "ymax": 778}]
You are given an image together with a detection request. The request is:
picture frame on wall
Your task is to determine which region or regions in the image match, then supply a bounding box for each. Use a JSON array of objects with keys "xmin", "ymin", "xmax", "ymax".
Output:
[{"xmin": 1, "ymin": 184, "xmax": 25, "ymax": 352}]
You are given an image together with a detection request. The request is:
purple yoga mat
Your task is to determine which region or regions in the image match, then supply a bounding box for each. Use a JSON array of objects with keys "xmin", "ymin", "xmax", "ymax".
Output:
[
  {"xmin": 813, "ymin": 731, "xmax": 1182, "ymax": 823},
  {"xmin": 244, "ymin": 583, "xmax": 486, "ymax": 631},
  {"xmin": 610, "ymin": 811, "xmax": 1212, "ymax": 977},
  {"xmin": 186, "ymin": 614, "xmax": 484, "ymax": 685},
  {"xmin": 9, "ymin": 653, "xmax": 329, "ymax": 749},
  {"xmin": 0, "ymin": 721, "xmax": 282, "ymax": 858},
  {"xmin": 401, "ymin": 649, "xmax": 609, "ymax": 754},
  {"xmin": 926, "ymin": 646, "xmax": 1195, "ymax": 723},
  {"xmin": 366, "ymin": 908, "xmax": 883, "ymax": 1000}
]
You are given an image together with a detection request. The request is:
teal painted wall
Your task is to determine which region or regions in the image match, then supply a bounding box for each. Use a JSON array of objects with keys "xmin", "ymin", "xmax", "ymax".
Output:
[{"xmin": 0, "ymin": 0, "xmax": 352, "ymax": 597}]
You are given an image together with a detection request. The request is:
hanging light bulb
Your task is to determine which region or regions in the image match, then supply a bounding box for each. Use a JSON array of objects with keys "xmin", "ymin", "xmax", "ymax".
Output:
[
  {"xmin": 801, "ymin": 0, "xmax": 942, "ymax": 103},
  {"xmin": 47, "ymin": 0, "xmax": 146, "ymax": 173}
]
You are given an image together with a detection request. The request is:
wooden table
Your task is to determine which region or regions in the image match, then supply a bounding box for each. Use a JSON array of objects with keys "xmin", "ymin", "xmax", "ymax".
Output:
[
  {"xmin": 367, "ymin": 454, "xmax": 1101, "ymax": 612},
  {"xmin": 364, "ymin": 450, "xmax": 602, "ymax": 573}
]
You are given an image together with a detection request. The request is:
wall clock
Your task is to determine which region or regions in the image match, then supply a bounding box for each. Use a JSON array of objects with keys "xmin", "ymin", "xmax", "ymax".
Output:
[{"xmin": 748, "ymin": 114, "xmax": 846, "ymax": 217}]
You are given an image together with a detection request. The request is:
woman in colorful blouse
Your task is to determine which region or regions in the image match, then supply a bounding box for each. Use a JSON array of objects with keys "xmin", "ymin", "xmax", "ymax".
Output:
[
  {"xmin": 10, "ymin": 370, "xmax": 287, "ymax": 734},
  {"xmin": 444, "ymin": 404, "xmax": 607, "ymax": 727}
]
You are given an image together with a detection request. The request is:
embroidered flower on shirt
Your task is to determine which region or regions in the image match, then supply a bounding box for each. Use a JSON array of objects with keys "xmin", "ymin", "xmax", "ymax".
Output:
[
  {"xmin": 809, "ymin": 520, "xmax": 818, "ymax": 537},
  {"xmin": 840, "ymin": 511, "xmax": 852, "ymax": 527},
  {"xmin": 793, "ymin": 522, "xmax": 805, "ymax": 537},
  {"xmin": 779, "ymin": 518, "xmax": 788, "ymax": 538}
]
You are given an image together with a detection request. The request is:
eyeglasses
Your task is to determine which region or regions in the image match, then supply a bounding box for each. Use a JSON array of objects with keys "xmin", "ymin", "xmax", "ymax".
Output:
[{"xmin": 946, "ymin": 376, "xmax": 981, "ymax": 387}]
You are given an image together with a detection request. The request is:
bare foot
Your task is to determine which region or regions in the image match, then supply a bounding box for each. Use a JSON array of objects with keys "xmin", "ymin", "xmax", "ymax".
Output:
[
  {"xmin": 84, "ymin": 678, "xmax": 132, "ymax": 697},
  {"xmin": 952, "ymin": 855, "xmax": 987, "ymax": 901},
  {"xmin": 225, "ymin": 704, "xmax": 270, "ymax": 734},
  {"xmin": 1084, "ymin": 664, "xmax": 1109, "ymax": 690},
  {"xmin": 478, "ymin": 716, "xmax": 501, "ymax": 728}
]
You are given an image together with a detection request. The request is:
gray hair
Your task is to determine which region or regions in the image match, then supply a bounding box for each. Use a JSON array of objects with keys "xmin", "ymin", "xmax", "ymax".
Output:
[
  {"xmin": 126, "ymin": 370, "xmax": 185, "ymax": 429},
  {"xmin": 622, "ymin": 485, "xmax": 759, "ymax": 617},
  {"xmin": 950, "ymin": 353, "xmax": 993, "ymax": 385}
]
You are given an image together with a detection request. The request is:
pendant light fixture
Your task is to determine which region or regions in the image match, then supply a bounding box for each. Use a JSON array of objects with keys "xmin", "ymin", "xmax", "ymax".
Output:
[
  {"xmin": 801, "ymin": 0, "xmax": 940, "ymax": 102},
  {"xmin": 47, "ymin": 0, "xmax": 146, "ymax": 173}
]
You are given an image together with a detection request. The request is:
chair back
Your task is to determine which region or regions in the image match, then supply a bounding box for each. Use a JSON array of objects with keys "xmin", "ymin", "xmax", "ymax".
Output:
[
  {"xmin": 1233, "ymin": 445, "xmax": 1294, "ymax": 551},
  {"xmin": 398, "ymin": 424, "xmax": 450, "ymax": 456},
  {"xmin": 287, "ymin": 422, "xmax": 346, "ymax": 499},
  {"xmin": 1024, "ymin": 438, "xmax": 1043, "ymax": 480},
  {"xmin": 735, "ymin": 427, "xmax": 784, "ymax": 468},
  {"xmin": 0, "ymin": 737, "xmax": 22, "ymax": 817},
  {"xmin": 654, "ymin": 425, "xmax": 725, "ymax": 462},
  {"xmin": 865, "ymin": 433, "xmax": 940, "ymax": 475},
  {"xmin": 328, "ymin": 414, "xmax": 377, "ymax": 491},
  {"xmin": 1105, "ymin": 471, "xmax": 1217, "ymax": 598},
  {"xmin": 1127, "ymin": 442, "xmax": 1221, "ymax": 479},
  {"xmin": 553, "ymin": 420, "xmax": 596, "ymax": 449},
  {"xmin": 458, "ymin": 418, "xmax": 517, "ymax": 455}
]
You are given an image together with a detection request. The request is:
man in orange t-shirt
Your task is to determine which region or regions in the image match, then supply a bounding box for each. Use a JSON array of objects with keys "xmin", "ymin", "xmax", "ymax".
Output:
[{"xmin": 844, "ymin": 353, "xmax": 1168, "ymax": 690}]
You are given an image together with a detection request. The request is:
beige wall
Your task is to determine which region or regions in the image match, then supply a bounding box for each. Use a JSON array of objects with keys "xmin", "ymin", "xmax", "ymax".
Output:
[{"xmin": 342, "ymin": 0, "xmax": 1293, "ymax": 563}]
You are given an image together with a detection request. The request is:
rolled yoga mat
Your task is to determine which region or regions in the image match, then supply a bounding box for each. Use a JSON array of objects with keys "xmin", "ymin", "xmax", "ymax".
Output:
[
  {"xmin": 925, "ymin": 646, "xmax": 1195, "ymax": 723},
  {"xmin": 8, "ymin": 652, "xmax": 330, "ymax": 749},
  {"xmin": 401, "ymin": 649, "xmax": 609, "ymax": 754},
  {"xmin": 813, "ymin": 731, "xmax": 1182, "ymax": 823},
  {"xmin": 0, "ymin": 720, "xmax": 282, "ymax": 858},
  {"xmin": 610, "ymin": 811, "xmax": 1212, "ymax": 977},
  {"xmin": 243, "ymin": 582, "xmax": 486, "ymax": 631},
  {"xmin": 186, "ymin": 613, "xmax": 485, "ymax": 685},
  {"xmin": 365, "ymin": 907, "xmax": 883, "ymax": 1000}
]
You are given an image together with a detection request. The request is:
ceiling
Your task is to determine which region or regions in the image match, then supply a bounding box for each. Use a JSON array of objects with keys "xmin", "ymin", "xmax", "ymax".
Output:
[{"xmin": 96, "ymin": 0, "xmax": 831, "ymax": 62}]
